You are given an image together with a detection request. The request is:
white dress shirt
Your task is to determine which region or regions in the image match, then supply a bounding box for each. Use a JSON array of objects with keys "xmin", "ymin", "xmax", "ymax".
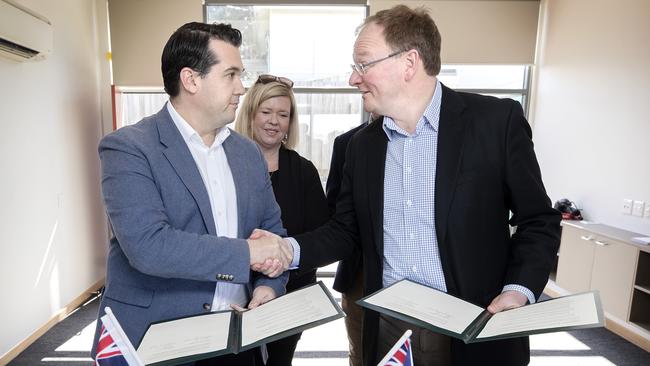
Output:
[{"xmin": 167, "ymin": 102, "xmax": 248, "ymax": 310}]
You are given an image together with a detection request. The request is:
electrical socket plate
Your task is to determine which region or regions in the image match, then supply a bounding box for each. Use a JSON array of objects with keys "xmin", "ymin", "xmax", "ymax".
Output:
[
  {"xmin": 632, "ymin": 201, "xmax": 645, "ymax": 217},
  {"xmin": 644, "ymin": 204, "xmax": 650, "ymax": 219},
  {"xmin": 622, "ymin": 199, "xmax": 633, "ymax": 215}
]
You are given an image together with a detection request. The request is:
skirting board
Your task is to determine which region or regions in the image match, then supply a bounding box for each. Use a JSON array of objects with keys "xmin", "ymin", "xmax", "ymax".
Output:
[
  {"xmin": 0, "ymin": 278, "xmax": 105, "ymax": 365},
  {"xmin": 605, "ymin": 315, "xmax": 650, "ymax": 353}
]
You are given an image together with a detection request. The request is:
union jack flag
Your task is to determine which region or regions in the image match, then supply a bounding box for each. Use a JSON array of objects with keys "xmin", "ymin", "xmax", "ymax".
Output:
[
  {"xmin": 378, "ymin": 329, "xmax": 414, "ymax": 366},
  {"xmin": 95, "ymin": 307, "xmax": 144, "ymax": 366},
  {"xmin": 96, "ymin": 324, "xmax": 128, "ymax": 365}
]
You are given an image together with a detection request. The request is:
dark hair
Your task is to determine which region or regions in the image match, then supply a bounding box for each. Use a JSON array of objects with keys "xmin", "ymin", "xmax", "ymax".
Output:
[
  {"xmin": 161, "ymin": 22, "xmax": 242, "ymax": 97},
  {"xmin": 363, "ymin": 5, "xmax": 441, "ymax": 76}
]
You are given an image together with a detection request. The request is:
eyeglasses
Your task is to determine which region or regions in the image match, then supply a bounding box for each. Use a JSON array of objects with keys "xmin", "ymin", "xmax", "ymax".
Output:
[
  {"xmin": 351, "ymin": 50, "xmax": 405, "ymax": 75},
  {"xmin": 255, "ymin": 74, "xmax": 294, "ymax": 88}
]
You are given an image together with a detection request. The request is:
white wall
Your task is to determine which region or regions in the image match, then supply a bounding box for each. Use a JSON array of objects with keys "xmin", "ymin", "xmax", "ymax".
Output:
[
  {"xmin": 531, "ymin": 0, "xmax": 650, "ymax": 235},
  {"xmin": 0, "ymin": 0, "xmax": 110, "ymax": 357}
]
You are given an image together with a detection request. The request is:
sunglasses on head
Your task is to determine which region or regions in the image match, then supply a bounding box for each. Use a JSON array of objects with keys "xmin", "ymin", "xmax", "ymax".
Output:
[{"xmin": 256, "ymin": 74, "xmax": 294, "ymax": 88}]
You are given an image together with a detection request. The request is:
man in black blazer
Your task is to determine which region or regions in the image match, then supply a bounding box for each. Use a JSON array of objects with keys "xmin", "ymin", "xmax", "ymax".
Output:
[
  {"xmin": 326, "ymin": 122, "xmax": 367, "ymax": 366},
  {"xmin": 253, "ymin": 4, "xmax": 560, "ymax": 366}
]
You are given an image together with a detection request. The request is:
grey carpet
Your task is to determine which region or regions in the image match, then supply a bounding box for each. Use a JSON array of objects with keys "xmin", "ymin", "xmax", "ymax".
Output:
[{"xmin": 9, "ymin": 295, "xmax": 100, "ymax": 366}]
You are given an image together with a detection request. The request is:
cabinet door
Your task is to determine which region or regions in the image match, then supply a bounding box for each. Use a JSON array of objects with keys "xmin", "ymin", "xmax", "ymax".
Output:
[
  {"xmin": 590, "ymin": 237, "xmax": 638, "ymax": 321},
  {"xmin": 556, "ymin": 225, "xmax": 596, "ymax": 293}
]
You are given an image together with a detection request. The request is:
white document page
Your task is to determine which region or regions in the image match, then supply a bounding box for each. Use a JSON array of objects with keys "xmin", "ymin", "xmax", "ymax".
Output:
[
  {"xmin": 363, "ymin": 280, "xmax": 484, "ymax": 335},
  {"xmin": 477, "ymin": 292, "xmax": 600, "ymax": 339},
  {"xmin": 241, "ymin": 284, "xmax": 338, "ymax": 347},
  {"xmin": 137, "ymin": 311, "xmax": 232, "ymax": 365}
]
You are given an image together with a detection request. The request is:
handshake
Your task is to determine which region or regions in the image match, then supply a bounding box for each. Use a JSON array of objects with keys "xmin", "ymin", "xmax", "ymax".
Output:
[{"xmin": 247, "ymin": 229, "xmax": 294, "ymax": 278}]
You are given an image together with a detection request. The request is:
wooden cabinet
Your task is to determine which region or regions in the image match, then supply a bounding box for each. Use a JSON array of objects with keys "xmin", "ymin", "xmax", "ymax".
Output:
[
  {"xmin": 556, "ymin": 225, "xmax": 596, "ymax": 293},
  {"xmin": 589, "ymin": 236, "xmax": 637, "ymax": 320},
  {"xmin": 630, "ymin": 251, "xmax": 650, "ymax": 333},
  {"xmin": 553, "ymin": 221, "xmax": 649, "ymax": 352},
  {"xmin": 556, "ymin": 224, "xmax": 637, "ymax": 320}
]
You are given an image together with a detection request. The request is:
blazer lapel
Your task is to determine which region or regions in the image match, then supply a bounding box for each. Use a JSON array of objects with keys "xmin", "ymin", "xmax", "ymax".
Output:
[
  {"xmin": 365, "ymin": 119, "xmax": 389, "ymax": 257},
  {"xmin": 157, "ymin": 106, "xmax": 217, "ymax": 235},
  {"xmin": 435, "ymin": 85, "xmax": 468, "ymax": 267}
]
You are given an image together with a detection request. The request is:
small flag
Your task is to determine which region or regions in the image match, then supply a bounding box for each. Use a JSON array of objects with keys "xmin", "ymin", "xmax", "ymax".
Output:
[
  {"xmin": 377, "ymin": 329, "xmax": 414, "ymax": 366},
  {"xmin": 95, "ymin": 307, "xmax": 144, "ymax": 366}
]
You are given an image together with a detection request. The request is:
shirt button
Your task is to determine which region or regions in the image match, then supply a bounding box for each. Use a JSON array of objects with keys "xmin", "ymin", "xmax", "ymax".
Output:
[
  {"xmin": 203, "ymin": 303, "xmax": 211, "ymax": 310},
  {"xmin": 406, "ymin": 199, "xmax": 412, "ymax": 206},
  {"xmin": 409, "ymin": 233, "xmax": 415, "ymax": 240},
  {"xmin": 412, "ymin": 265, "xmax": 417, "ymax": 272},
  {"xmin": 406, "ymin": 166, "xmax": 412, "ymax": 173}
]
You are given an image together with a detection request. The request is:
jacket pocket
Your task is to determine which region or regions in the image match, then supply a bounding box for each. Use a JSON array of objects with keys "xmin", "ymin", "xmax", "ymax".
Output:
[{"xmin": 104, "ymin": 282, "xmax": 154, "ymax": 308}]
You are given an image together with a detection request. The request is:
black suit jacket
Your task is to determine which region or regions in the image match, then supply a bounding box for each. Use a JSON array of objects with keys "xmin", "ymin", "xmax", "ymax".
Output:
[
  {"xmin": 296, "ymin": 84, "xmax": 561, "ymax": 366},
  {"xmin": 326, "ymin": 122, "xmax": 367, "ymax": 293}
]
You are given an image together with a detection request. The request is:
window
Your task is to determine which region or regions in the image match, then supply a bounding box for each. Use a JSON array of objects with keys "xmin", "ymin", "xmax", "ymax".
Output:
[
  {"xmin": 438, "ymin": 65, "xmax": 531, "ymax": 114},
  {"xmin": 205, "ymin": 3, "xmax": 367, "ymax": 181},
  {"xmin": 115, "ymin": 4, "xmax": 531, "ymax": 182}
]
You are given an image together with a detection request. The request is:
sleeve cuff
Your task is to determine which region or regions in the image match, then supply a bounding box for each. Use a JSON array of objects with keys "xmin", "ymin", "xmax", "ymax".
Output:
[
  {"xmin": 286, "ymin": 237, "xmax": 300, "ymax": 270},
  {"xmin": 503, "ymin": 284, "xmax": 536, "ymax": 304}
]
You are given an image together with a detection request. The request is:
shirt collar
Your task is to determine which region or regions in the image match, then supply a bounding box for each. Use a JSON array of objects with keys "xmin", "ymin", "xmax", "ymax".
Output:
[
  {"xmin": 166, "ymin": 102, "xmax": 230, "ymax": 149},
  {"xmin": 382, "ymin": 79, "xmax": 442, "ymax": 140}
]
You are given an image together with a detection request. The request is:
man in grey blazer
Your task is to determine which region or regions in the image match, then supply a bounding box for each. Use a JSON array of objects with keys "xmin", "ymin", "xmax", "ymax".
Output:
[{"xmin": 92, "ymin": 22, "xmax": 292, "ymax": 365}]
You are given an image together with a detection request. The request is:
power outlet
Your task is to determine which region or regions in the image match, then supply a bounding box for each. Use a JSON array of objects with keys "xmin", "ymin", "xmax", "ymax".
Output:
[
  {"xmin": 622, "ymin": 199, "xmax": 633, "ymax": 215},
  {"xmin": 645, "ymin": 204, "xmax": 650, "ymax": 219},
  {"xmin": 632, "ymin": 201, "xmax": 645, "ymax": 217}
]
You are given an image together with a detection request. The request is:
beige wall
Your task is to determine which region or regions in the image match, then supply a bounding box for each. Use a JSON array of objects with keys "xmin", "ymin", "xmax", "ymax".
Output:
[
  {"xmin": 109, "ymin": 0, "xmax": 202, "ymax": 87},
  {"xmin": 531, "ymin": 0, "xmax": 650, "ymax": 235},
  {"xmin": 371, "ymin": 0, "xmax": 540, "ymax": 64},
  {"xmin": 110, "ymin": 0, "xmax": 540, "ymax": 87},
  {"xmin": 0, "ymin": 0, "xmax": 110, "ymax": 357}
]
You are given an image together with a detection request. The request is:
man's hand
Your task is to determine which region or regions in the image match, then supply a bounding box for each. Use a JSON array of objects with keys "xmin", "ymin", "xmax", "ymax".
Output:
[
  {"xmin": 487, "ymin": 290, "xmax": 528, "ymax": 314},
  {"xmin": 248, "ymin": 286, "xmax": 276, "ymax": 309},
  {"xmin": 247, "ymin": 229, "xmax": 293, "ymax": 278},
  {"xmin": 230, "ymin": 286, "xmax": 276, "ymax": 312}
]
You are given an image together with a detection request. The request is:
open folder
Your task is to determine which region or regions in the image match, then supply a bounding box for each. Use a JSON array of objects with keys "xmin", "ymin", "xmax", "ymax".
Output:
[
  {"xmin": 358, "ymin": 279, "xmax": 604, "ymax": 343},
  {"xmin": 136, "ymin": 281, "xmax": 344, "ymax": 365}
]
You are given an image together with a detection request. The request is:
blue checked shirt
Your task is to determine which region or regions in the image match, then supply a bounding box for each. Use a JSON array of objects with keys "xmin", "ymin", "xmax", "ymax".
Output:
[{"xmin": 379, "ymin": 80, "xmax": 535, "ymax": 304}]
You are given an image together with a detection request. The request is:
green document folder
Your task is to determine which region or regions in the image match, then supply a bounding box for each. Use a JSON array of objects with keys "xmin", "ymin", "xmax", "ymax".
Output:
[
  {"xmin": 136, "ymin": 281, "xmax": 344, "ymax": 365},
  {"xmin": 358, "ymin": 279, "xmax": 604, "ymax": 343}
]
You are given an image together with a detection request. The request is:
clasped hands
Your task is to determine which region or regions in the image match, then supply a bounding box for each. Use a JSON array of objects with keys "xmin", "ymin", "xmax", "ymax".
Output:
[{"xmin": 247, "ymin": 229, "xmax": 293, "ymax": 278}]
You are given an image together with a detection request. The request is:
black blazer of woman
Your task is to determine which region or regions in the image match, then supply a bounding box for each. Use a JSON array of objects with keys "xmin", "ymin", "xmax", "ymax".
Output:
[{"xmin": 270, "ymin": 145, "xmax": 330, "ymax": 291}]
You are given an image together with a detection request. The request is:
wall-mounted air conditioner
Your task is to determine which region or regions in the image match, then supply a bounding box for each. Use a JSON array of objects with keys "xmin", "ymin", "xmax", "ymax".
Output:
[{"xmin": 0, "ymin": 0, "xmax": 53, "ymax": 62}]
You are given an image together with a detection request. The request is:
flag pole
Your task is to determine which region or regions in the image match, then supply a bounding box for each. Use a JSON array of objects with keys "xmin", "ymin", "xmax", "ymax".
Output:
[{"xmin": 104, "ymin": 307, "xmax": 145, "ymax": 366}]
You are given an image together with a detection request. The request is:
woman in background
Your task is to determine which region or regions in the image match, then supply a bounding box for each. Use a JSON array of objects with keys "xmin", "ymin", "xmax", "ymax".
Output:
[{"xmin": 235, "ymin": 74, "xmax": 330, "ymax": 366}]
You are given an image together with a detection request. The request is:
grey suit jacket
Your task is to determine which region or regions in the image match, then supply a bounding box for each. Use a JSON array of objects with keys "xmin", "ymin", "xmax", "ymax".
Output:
[{"xmin": 91, "ymin": 105, "xmax": 287, "ymax": 353}]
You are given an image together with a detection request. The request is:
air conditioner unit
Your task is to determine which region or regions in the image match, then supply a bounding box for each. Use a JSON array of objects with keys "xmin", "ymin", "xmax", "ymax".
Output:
[{"xmin": 0, "ymin": 0, "xmax": 53, "ymax": 61}]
